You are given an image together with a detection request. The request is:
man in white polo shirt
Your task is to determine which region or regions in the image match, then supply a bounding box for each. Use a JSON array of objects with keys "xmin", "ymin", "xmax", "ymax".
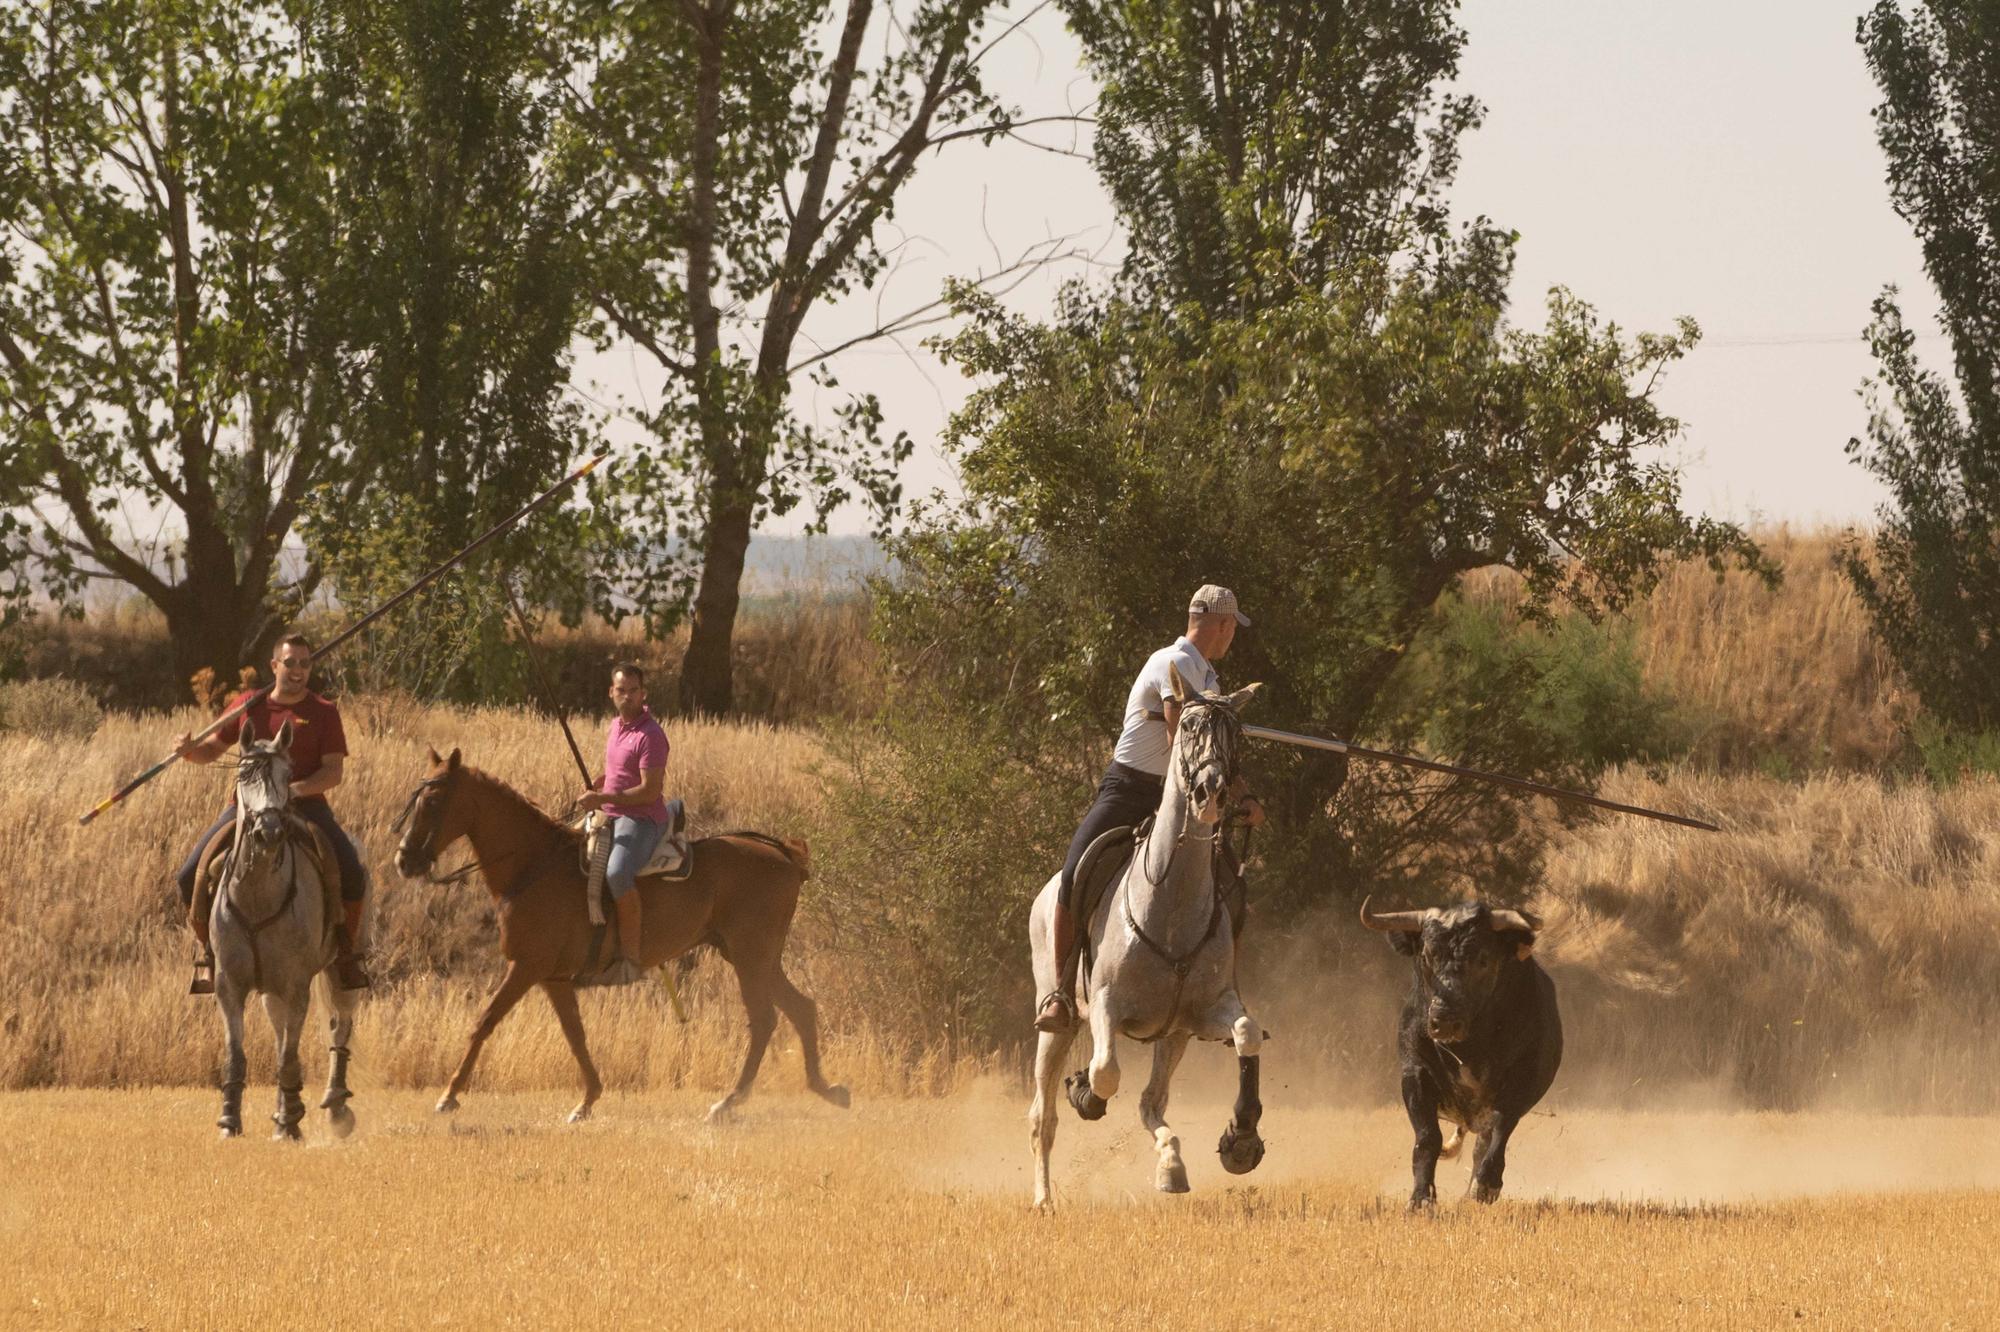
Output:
[{"xmin": 1035, "ymin": 584, "xmax": 1264, "ymax": 1033}]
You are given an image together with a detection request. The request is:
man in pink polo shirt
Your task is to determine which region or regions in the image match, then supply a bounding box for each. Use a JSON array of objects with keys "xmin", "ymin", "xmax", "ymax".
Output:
[{"xmin": 576, "ymin": 661, "xmax": 669, "ymax": 985}]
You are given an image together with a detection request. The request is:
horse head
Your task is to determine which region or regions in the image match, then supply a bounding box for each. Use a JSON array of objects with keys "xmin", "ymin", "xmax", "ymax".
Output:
[
  {"xmin": 394, "ymin": 746, "xmax": 465, "ymax": 879},
  {"xmin": 1166, "ymin": 665, "xmax": 1260, "ymax": 826},
  {"xmin": 235, "ymin": 714, "xmax": 295, "ymax": 851}
]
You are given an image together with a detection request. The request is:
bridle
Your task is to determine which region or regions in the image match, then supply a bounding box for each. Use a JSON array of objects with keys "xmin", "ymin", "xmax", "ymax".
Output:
[
  {"xmin": 392, "ymin": 769, "xmax": 569, "ymax": 896},
  {"xmin": 393, "ymin": 773, "xmax": 483, "ymax": 887}
]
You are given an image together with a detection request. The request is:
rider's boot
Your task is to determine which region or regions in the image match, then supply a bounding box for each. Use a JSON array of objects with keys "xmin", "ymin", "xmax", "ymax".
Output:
[
  {"xmin": 190, "ymin": 904, "xmax": 216, "ymax": 996},
  {"xmin": 331, "ymin": 899, "xmax": 371, "ymax": 991},
  {"xmin": 608, "ymin": 891, "xmax": 647, "ymax": 985},
  {"xmin": 1034, "ymin": 900, "xmax": 1080, "ymax": 1033}
]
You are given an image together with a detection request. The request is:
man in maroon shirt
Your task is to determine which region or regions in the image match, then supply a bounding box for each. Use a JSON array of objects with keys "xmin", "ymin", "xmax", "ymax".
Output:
[{"xmin": 172, "ymin": 632, "xmax": 370, "ymax": 994}]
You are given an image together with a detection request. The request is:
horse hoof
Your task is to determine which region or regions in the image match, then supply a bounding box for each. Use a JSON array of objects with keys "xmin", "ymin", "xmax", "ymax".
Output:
[
  {"xmin": 272, "ymin": 1123, "xmax": 302, "ymax": 1143},
  {"xmin": 820, "ymin": 1083, "xmax": 852, "ymax": 1110},
  {"xmin": 1471, "ymin": 1182, "xmax": 1500, "ymax": 1204},
  {"xmin": 567, "ymin": 1105, "xmax": 592, "ymax": 1125},
  {"xmin": 1156, "ymin": 1162, "xmax": 1191, "ymax": 1194},
  {"xmin": 1063, "ymin": 1071, "xmax": 1107, "ymax": 1121},
  {"xmin": 1217, "ymin": 1127, "xmax": 1265, "ymax": 1176},
  {"xmin": 706, "ymin": 1099, "xmax": 735, "ymax": 1125},
  {"xmin": 328, "ymin": 1105, "xmax": 356, "ymax": 1139},
  {"xmin": 434, "ymin": 1096, "xmax": 459, "ymax": 1115}
]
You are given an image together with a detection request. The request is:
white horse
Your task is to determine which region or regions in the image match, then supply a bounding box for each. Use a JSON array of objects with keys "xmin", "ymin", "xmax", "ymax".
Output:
[
  {"xmin": 208, "ymin": 717, "xmax": 361, "ymax": 1140},
  {"xmin": 1028, "ymin": 667, "xmax": 1266, "ymax": 1208}
]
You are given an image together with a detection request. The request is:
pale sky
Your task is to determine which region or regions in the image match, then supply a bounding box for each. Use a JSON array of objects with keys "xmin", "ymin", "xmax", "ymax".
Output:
[{"xmin": 655, "ymin": 0, "xmax": 1945, "ymax": 540}]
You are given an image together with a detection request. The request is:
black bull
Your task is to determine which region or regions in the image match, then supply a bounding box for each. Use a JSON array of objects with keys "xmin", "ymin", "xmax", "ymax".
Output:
[{"xmin": 1362, "ymin": 897, "xmax": 1564, "ymax": 1209}]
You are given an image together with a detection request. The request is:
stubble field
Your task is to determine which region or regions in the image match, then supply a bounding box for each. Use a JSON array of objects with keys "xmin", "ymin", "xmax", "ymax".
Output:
[{"xmin": 5, "ymin": 1085, "xmax": 1999, "ymax": 1329}]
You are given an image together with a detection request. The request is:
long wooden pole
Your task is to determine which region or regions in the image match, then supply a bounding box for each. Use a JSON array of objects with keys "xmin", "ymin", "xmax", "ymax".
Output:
[
  {"xmin": 78, "ymin": 453, "xmax": 611, "ymax": 825},
  {"xmin": 1241, "ymin": 723, "xmax": 1720, "ymax": 832}
]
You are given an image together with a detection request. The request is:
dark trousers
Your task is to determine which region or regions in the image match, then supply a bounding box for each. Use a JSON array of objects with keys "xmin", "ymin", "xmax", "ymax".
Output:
[
  {"xmin": 1059, "ymin": 760, "xmax": 1166, "ymax": 908},
  {"xmin": 175, "ymin": 801, "xmax": 368, "ymax": 905}
]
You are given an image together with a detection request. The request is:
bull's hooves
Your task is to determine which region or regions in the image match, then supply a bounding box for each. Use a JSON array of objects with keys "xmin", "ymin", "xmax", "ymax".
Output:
[
  {"xmin": 1217, "ymin": 1132, "xmax": 1266, "ymax": 1176},
  {"xmin": 706, "ymin": 1102, "xmax": 736, "ymax": 1125},
  {"xmin": 328, "ymin": 1106, "xmax": 356, "ymax": 1139},
  {"xmin": 820, "ymin": 1084, "xmax": 852, "ymax": 1110},
  {"xmin": 567, "ymin": 1106, "xmax": 593, "ymax": 1124},
  {"xmin": 434, "ymin": 1097, "xmax": 459, "ymax": 1115},
  {"xmin": 1472, "ymin": 1184, "xmax": 1500, "ymax": 1204},
  {"xmin": 1156, "ymin": 1164, "xmax": 1191, "ymax": 1194}
]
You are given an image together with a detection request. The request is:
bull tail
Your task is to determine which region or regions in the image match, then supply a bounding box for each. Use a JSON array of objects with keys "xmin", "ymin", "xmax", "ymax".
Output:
[{"xmin": 1439, "ymin": 1125, "xmax": 1465, "ymax": 1161}]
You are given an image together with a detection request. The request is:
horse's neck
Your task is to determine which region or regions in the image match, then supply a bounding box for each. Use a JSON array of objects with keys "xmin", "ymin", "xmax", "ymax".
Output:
[
  {"xmin": 459, "ymin": 776, "xmax": 563, "ymax": 897},
  {"xmin": 1129, "ymin": 760, "xmax": 1214, "ymax": 940}
]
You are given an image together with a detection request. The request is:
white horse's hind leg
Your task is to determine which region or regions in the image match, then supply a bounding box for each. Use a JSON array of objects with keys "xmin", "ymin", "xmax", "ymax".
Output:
[
  {"xmin": 1029, "ymin": 1026, "xmax": 1077, "ymax": 1210},
  {"xmin": 1138, "ymin": 1033, "xmax": 1191, "ymax": 1194},
  {"xmin": 264, "ymin": 987, "xmax": 309, "ymax": 1141},
  {"xmin": 315, "ymin": 969, "xmax": 359, "ymax": 1139},
  {"xmin": 216, "ymin": 985, "xmax": 248, "ymax": 1138}
]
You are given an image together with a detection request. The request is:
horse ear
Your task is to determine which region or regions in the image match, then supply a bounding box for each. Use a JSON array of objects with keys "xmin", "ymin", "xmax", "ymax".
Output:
[
  {"xmin": 447, "ymin": 747, "xmax": 462, "ymax": 770},
  {"xmin": 241, "ymin": 711, "xmax": 258, "ymax": 743},
  {"xmin": 1226, "ymin": 682, "xmax": 1262, "ymax": 711},
  {"xmin": 1166, "ymin": 664, "xmax": 1188, "ymax": 702},
  {"xmin": 275, "ymin": 717, "xmax": 294, "ymax": 750}
]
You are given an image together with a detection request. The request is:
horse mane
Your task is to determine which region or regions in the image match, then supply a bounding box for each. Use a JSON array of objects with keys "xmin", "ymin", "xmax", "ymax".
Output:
[
  {"xmin": 458, "ymin": 765, "xmax": 579, "ymax": 844},
  {"xmin": 704, "ymin": 829, "xmax": 811, "ymax": 879}
]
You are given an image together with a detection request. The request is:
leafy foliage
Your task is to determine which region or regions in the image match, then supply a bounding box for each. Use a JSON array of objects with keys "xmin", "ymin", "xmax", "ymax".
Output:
[{"xmin": 1845, "ymin": 2, "xmax": 2000, "ymax": 731}]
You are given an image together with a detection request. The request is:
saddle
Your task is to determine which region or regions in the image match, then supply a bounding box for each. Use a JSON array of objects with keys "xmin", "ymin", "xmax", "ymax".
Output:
[
  {"xmin": 191, "ymin": 816, "xmax": 342, "ymax": 939},
  {"xmin": 575, "ymin": 798, "xmax": 692, "ymax": 884},
  {"xmin": 1070, "ymin": 818, "xmax": 1250, "ymax": 997}
]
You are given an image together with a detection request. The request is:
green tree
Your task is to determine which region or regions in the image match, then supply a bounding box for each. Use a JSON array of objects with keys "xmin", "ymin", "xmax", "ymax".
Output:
[
  {"xmin": 573, "ymin": 0, "xmax": 1071, "ymax": 715},
  {"xmin": 0, "ymin": 0, "xmax": 343, "ymax": 684},
  {"xmin": 1845, "ymin": 1, "xmax": 2000, "ymax": 730},
  {"xmin": 872, "ymin": 0, "xmax": 1765, "ymax": 915},
  {"xmin": 0, "ymin": 0, "xmax": 591, "ymax": 691}
]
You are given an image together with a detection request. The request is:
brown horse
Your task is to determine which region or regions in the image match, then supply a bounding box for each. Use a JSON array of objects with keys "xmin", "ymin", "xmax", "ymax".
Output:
[{"xmin": 391, "ymin": 746, "xmax": 849, "ymax": 1123}]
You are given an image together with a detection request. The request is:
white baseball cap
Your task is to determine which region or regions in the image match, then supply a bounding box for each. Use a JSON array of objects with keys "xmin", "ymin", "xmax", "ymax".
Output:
[{"xmin": 1189, "ymin": 584, "xmax": 1250, "ymax": 627}]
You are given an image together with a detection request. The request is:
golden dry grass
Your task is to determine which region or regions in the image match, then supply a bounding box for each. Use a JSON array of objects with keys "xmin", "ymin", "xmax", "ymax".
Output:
[{"xmin": 4, "ymin": 1088, "xmax": 1998, "ymax": 1329}]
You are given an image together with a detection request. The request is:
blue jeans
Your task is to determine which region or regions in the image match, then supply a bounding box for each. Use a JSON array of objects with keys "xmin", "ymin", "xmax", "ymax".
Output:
[
  {"xmin": 605, "ymin": 815, "xmax": 666, "ymax": 899},
  {"xmin": 175, "ymin": 802, "xmax": 368, "ymax": 905}
]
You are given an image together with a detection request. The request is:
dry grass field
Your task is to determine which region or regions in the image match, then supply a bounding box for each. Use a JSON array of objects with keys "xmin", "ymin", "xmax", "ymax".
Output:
[{"xmin": 4, "ymin": 1087, "xmax": 1997, "ymax": 1329}]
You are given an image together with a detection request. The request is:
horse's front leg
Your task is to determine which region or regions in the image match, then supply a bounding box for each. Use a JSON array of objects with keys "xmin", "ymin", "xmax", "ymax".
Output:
[
  {"xmin": 438, "ymin": 960, "xmax": 535, "ymax": 1113},
  {"xmin": 1198, "ymin": 988, "xmax": 1267, "ymax": 1175},
  {"xmin": 264, "ymin": 985, "xmax": 309, "ymax": 1141},
  {"xmin": 316, "ymin": 969, "xmax": 360, "ymax": 1138},
  {"xmin": 541, "ymin": 978, "xmax": 602, "ymax": 1124},
  {"xmin": 1030, "ymin": 1025, "xmax": 1078, "ymax": 1210},
  {"xmin": 1138, "ymin": 1033, "xmax": 1191, "ymax": 1193},
  {"xmin": 216, "ymin": 984, "xmax": 248, "ymax": 1138}
]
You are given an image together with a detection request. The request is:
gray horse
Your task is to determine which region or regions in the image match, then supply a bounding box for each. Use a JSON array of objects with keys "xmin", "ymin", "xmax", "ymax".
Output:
[
  {"xmin": 1028, "ymin": 668, "xmax": 1265, "ymax": 1208},
  {"xmin": 208, "ymin": 717, "xmax": 360, "ymax": 1140}
]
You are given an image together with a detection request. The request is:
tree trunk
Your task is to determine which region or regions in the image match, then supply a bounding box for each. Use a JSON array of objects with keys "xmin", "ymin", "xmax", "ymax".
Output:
[
  {"xmin": 678, "ymin": 493, "xmax": 753, "ymax": 716},
  {"xmin": 162, "ymin": 578, "xmax": 256, "ymax": 706}
]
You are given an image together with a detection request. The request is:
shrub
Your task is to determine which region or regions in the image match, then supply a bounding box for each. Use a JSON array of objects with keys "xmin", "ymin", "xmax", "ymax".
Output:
[{"xmin": 0, "ymin": 677, "xmax": 102, "ymax": 740}]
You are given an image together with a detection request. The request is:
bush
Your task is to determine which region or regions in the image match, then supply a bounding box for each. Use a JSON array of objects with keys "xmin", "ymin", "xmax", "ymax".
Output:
[{"xmin": 0, "ymin": 677, "xmax": 102, "ymax": 740}]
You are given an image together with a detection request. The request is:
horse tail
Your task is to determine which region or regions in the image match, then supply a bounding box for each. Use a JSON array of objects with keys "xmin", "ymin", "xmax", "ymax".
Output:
[{"xmin": 709, "ymin": 830, "xmax": 811, "ymax": 881}]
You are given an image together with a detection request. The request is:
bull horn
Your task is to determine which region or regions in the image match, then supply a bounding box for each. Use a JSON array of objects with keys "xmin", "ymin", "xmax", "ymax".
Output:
[
  {"xmin": 1488, "ymin": 907, "xmax": 1541, "ymax": 933},
  {"xmin": 1359, "ymin": 895, "xmax": 1428, "ymax": 933}
]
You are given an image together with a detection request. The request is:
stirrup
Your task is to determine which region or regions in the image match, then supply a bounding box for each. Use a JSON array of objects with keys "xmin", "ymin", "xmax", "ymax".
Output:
[
  {"xmin": 1034, "ymin": 990, "xmax": 1077, "ymax": 1034},
  {"xmin": 190, "ymin": 954, "xmax": 215, "ymax": 996}
]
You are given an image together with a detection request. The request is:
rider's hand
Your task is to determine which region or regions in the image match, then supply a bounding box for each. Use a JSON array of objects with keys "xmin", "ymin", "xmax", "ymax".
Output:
[
  {"xmin": 1238, "ymin": 796, "xmax": 1266, "ymax": 829},
  {"xmin": 173, "ymin": 731, "xmax": 198, "ymax": 760},
  {"xmin": 577, "ymin": 790, "xmax": 604, "ymax": 812}
]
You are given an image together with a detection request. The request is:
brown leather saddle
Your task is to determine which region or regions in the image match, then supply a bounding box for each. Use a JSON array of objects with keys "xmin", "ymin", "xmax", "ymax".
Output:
[{"xmin": 191, "ymin": 815, "xmax": 342, "ymax": 937}]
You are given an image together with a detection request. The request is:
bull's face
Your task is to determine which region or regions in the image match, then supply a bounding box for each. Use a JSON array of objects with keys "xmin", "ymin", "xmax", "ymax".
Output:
[{"xmin": 1361, "ymin": 899, "xmax": 1539, "ymax": 1046}]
